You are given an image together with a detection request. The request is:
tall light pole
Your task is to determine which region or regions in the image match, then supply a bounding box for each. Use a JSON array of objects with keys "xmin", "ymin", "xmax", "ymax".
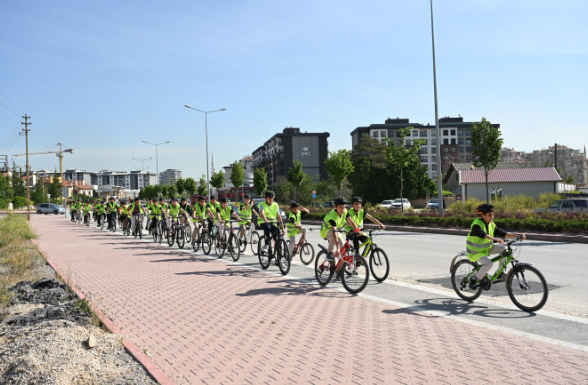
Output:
[
  {"xmin": 430, "ymin": 0, "xmax": 444, "ymax": 217},
  {"xmin": 184, "ymin": 105, "xmax": 227, "ymax": 201},
  {"xmin": 142, "ymin": 141, "xmax": 170, "ymax": 192},
  {"xmin": 132, "ymin": 157, "xmax": 152, "ymax": 173}
]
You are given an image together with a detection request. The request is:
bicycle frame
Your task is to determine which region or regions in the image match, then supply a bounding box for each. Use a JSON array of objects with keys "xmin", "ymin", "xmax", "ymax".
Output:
[{"xmin": 461, "ymin": 247, "xmax": 516, "ymax": 283}]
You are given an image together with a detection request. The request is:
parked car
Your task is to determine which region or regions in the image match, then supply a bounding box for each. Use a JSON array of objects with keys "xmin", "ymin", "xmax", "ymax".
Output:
[
  {"xmin": 426, "ymin": 199, "xmax": 440, "ymax": 211},
  {"xmin": 534, "ymin": 199, "xmax": 588, "ymax": 215},
  {"xmin": 36, "ymin": 203, "xmax": 66, "ymax": 215},
  {"xmin": 379, "ymin": 200, "xmax": 394, "ymax": 209},
  {"xmin": 391, "ymin": 198, "xmax": 411, "ymax": 210}
]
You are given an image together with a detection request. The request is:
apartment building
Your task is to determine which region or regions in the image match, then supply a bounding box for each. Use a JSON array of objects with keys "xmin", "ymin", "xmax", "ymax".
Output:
[
  {"xmin": 159, "ymin": 169, "xmax": 182, "ymax": 186},
  {"xmin": 62, "ymin": 169, "xmax": 97, "ymax": 186},
  {"xmin": 350, "ymin": 116, "xmax": 500, "ymax": 178},
  {"xmin": 96, "ymin": 170, "xmax": 156, "ymax": 190},
  {"xmin": 252, "ymin": 128, "xmax": 330, "ymax": 185}
]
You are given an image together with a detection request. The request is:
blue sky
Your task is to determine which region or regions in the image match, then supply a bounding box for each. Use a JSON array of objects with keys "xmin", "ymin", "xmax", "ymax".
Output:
[{"xmin": 1, "ymin": 0, "xmax": 586, "ymax": 179}]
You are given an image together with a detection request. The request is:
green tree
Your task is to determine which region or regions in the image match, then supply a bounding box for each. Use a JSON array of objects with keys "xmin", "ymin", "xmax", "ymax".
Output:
[
  {"xmin": 324, "ymin": 149, "xmax": 354, "ymax": 198},
  {"xmin": 0, "ymin": 171, "xmax": 11, "ymax": 202},
  {"xmin": 175, "ymin": 178, "xmax": 186, "ymax": 196},
  {"xmin": 254, "ymin": 168, "xmax": 268, "ymax": 196},
  {"xmin": 197, "ymin": 175, "xmax": 208, "ymax": 197},
  {"xmin": 49, "ymin": 173, "xmax": 63, "ymax": 200},
  {"xmin": 31, "ymin": 178, "xmax": 47, "ymax": 204},
  {"xmin": 11, "ymin": 162, "xmax": 26, "ymax": 199},
  {"xmin": 471, "ymin": 117, "xmax": 504, "ymax": 203},
  {"xmin": 166, "ymin": 184, "xmax": 177, "ymax": 200},
  {"xmin": 160, "ymin": 185, "xmax": 170, "ymax": 199},
  {"xmin": 230, "ymin": 161, "xmax": 245, "ymax": 202},
  {"xmin": 210, "ymin": 171, "xmax": 225, "ymax": 194},
  {"xmin": 287, "ymin": 160, "xmax": 305, "ymax": 201},
  {"xmin": 184, "ymin": 177, "xmax": 197, "ymax": 197},
  {"xmin": 385, "ymin": 127, "xmax": 426, "ymax": 214}
]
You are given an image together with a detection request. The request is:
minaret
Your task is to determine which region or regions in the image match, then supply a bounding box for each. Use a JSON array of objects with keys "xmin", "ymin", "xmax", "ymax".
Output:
[
  {"xmin": 211, "ymin": 150, "xmax": 216, "ymax": 175},
  {"xmin": 583, "ymin": 145, "xmax": 587, "ymax": 185}
]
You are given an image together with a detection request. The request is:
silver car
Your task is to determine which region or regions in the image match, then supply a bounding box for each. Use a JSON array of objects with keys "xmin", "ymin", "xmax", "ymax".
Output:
[
  {"xmin": 36, "ymin": 203, "xmax": 66, "ymax": 215},
  {"xmin": 534, "ymin": 199, "xmax": 588, "ymax": 215}
]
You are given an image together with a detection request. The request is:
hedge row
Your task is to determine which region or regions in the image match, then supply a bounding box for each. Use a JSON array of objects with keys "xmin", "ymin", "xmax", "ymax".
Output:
[{"xmin": 302, "ymin": 212, "xmax": 588, "ymax": 234}]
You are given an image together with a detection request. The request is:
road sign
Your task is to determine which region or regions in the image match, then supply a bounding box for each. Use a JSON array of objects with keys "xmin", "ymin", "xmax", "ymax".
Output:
[
  {"xmin": 312, "ymin": 194, "xmax": 317, "ymax": 198},
  {"xmin": 312, "ymin": 190, "xmax": 317, "ymax": 194}
]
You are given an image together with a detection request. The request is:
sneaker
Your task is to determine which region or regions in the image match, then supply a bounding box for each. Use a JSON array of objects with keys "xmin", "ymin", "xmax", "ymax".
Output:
[
  {"xmin": 469, "ymin": 277, "xmax": 479, "ymax": 290},
  {"xmin": 326, "ymin": 252, "xmax": 334, "ymax": 261},
  {"xmin": 261, "ymin": 245, "xmax": 269, "ymax": 254}
]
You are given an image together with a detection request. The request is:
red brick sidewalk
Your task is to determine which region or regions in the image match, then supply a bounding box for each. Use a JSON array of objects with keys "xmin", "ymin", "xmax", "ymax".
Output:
[{"xmin": 32, "ymin": 216, "xmax": 588, "ymax": 384}]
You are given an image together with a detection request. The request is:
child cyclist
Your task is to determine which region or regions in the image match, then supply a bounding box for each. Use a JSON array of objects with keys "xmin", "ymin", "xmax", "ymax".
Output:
[
  {"xmin": 345, "ymin": 197, "xmax": 386, "ymax": 253},
  {"xmin": 467, "ymin": 203, "xmax": 526, "ymax": 288},
  {"xmin": 118, "ymin": 202, "xmax": 130, "ymax": 234},
  {"xmin": 286, "ymin": 202, "xmax": 310, "ymax": 256},
  {"xmin": 216, "ymin": 197, "xmax": 243, "ymax": 243},
  {"xmin": 320, "ymin": 198, "xmax": 358, "ymax": 261}
]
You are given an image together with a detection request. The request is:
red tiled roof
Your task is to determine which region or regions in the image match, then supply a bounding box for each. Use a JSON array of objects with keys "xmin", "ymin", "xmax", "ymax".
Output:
[{"xmin": 460, "ymin": 167, "xmax": 561, "ymax": 184}]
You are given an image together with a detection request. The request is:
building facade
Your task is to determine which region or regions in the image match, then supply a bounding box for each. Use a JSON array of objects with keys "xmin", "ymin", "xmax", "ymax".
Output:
[
  {"xmin": 350, "ymin": 116, "xmax": 500, "ymax": 179},
  {"xmin": 252, "ymin": 128, "xmax": 330, "ymax": 185},
  {"xmin": 97, "ymin": 170, "xmax": 156, "ymax": 190},
  {"xmin": 62, "ymin": 169, "xmax": 97, "ymax": 186},
  {"xmin": 158, "ymin": 169, "xmax": 182, "ymax": 186}
]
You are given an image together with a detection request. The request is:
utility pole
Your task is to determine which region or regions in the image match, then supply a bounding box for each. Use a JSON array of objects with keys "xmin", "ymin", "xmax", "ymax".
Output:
[
  {"xmin": 21, "ymin": 115, "xmax": 31, "ymax": 221},
  {"xmin": 430, "ymin": 0, "xmax": 444, "ymax": 217}
]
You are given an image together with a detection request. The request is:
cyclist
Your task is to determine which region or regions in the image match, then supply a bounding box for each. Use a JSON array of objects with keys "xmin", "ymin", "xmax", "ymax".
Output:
[
  {"xmin": 191, "ymin": 196, "xmax": 214, "ymax": 245},
  {"xmin": 118, "ymin": 202, "xmax": 130, "ymax": 233},
  {"xmin": 82, "ymin": 199, "xmax": 93, "ymax": 225},
  {"xmin": 146, "ymin": 198, "xmax": 157, "ymax": 231},
  {"xmin": 75, "ymin": 199, "xmax": 83, "ymax": 222},
  {"xmin": 70, "ymin": 200, "xmax": 78, "ymax": 221},
  {"xmin": 286, "ymin": 201, "xmax": 310, "ymax": 256},
  {"xmin": 467, "ymin": 203, "xmax": 527, "ymax": 288},
  {"xmin": 237, "ymin": 194, "xmax": 258, "ymax": 242},
  {"xmin": 216, "ymin": 197, "xmax": 243, "ymax": 244},
  {"xmin": 180, "ymin": 197, "xmax": 193, "ymax": 234},
  {"xmin": 95, "ymin": 200, "xmax": 106, "ymax": 228},
  {"xmin": 167, "ymin": 197, "xmax": 190, "ymax": 236},
  {"xmin": 257, "ymin": 191, "xmax": 286, "ymax": 254},
  {"xmin": 128, "ymin": 197, "xmax": 145, "ymax": 236},
  {"xmin": 159, "ymin": 198, "xmax": 170, "ymax": 230},
  {"xmin": 320, "ymin": 198, "xmax": 357, "ymax": 261},
  {"xmin": 345, "ymin": 197, "xmax": 386, "ymax": 252},
  {"xmin": 207, "ymin": 196, "xmax": 221, "ymax": 234},
  {"xmin": 106, "ymin": 197, "xmax": 118, "ymax": 230}
]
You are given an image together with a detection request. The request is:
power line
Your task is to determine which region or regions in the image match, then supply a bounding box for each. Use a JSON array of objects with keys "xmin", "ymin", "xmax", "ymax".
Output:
[
  {"xmin": 0, "ymin": 110, "xmax": 18, "ymax": 121},
  {"xmin": 0, "ymin": 90, "xmax": 24, "ymax": 114},
  {"xmin": 0, "ymin": 99, "xmax": 19, "ymax": 117},
  {"xmin": 0, "ymin": 121, "xmax": 20, "ymax": 152}
]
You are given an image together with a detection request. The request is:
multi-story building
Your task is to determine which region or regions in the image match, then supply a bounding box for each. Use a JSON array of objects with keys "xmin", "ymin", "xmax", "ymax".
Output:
[
  {"xmin": 252, "ymin": 128, "xmax": 330, "ymax": 185},
  {"xmin": 350, "ymin": 116, "xmax": 500, "ymax": 178},
  {"xmin": 62, "ymin": 169, "xmax": 97, "ymax": 186},
  {"xmin": 519, "ymin": 145, "xmax": 587, "ymax": 184},
  {"xmin": 159, "ymin": 169, "xmax": 182, "ymax": 186},
  {"xmin": 96, "ymin": 170, "xmax": 156, "ymax": 190}
]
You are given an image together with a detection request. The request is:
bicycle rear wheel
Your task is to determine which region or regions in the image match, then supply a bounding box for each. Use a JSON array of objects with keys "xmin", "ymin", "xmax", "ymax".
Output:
[
  {"xmin": 506, "ymin": 265, "xmax": 548, "ymax": 312},
  {"xmin": 315, "ymin": 250, "xmax": 334, "ymax": 286},
  {"xmin": 184, "ymin": 225, "xmax": 192, "ymax": 243},
  {"xmin": 340, "ymin": 255, "xmax": 369, "ymax": 294},
  {"xmin": 257, "ymin": 237, "xmax": 271, "ymax": 269},
  {"xmin": 299, "ymin": 243, "xmax": 315, "ymax": 265},
  {"xmin": 167, "ymin": 228, "xmax": 175, "ymax": 247},
  {"xmin": 177, "ymin": 227, "xmax": 185, "ymax": 249},
  {"xmin": 250, "ymin": 231, "xmax": 260, "ymax": 255},
  {"xmin": 192, "ymin": 229, "xmax": 201, "ymax": 252},
  {"xmin": 451, "ymin": 259, "xmax": 483, "ymax": 301},
  {"xmin": 202, "ymin": 230, "xmax": 212, "ymax": 255},
  {"xmin": 277, "ymin": 239, "xmax": 290, "ymax": 275},
  {"xmin": 229, "ymin": 235, "xmax": 241, "ymax": 262},
  {"xmin": 369, "ymin": 248, "xmax": 390, "ymax": 282},
  {"xmin": 137, "ymin": 220, "xmax": 143, "ymax": 239}
]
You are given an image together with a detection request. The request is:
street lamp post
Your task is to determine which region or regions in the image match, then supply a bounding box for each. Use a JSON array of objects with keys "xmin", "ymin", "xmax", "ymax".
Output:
[
  {"xmin": 430, "ymin": 0, "xmax": 444, "ymax": 217},
  {"xmin": 132, "ymin": 157, "xmax": 153, "ymax": 173},
  {"xmin": 184, "ymin": 105, "xmax": 227, "ymax": 201},
  {"xmin": 141, "ymin": 141, "xmax": 170, "ymax": 194}
]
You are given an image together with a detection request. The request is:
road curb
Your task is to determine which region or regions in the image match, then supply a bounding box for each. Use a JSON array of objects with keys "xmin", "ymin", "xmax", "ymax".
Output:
[
  {"xmin": 302, "ymin": 220, "xmax": 588, "ymax": 244},
  {"xmin": 34, "ymin": 242, "xmax": 175, "ymax": 385}
]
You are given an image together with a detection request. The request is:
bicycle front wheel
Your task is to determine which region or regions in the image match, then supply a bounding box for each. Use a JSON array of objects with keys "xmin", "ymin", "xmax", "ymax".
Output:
[
  {"xmin": 138, "ymin": 221, "xmax": 142, "ymax": 239},
  {"xmin": 506, "ymin": 265, "xmax": 548, "ymax": 312},
  {"xmin": 299, "ymin": 243, "xmax": 315, "ymax": 265},
  {"xmin": 167, "ymin": 228, "xmax": 174, "ymax": 247},
  {"xmin": 451, "ymin": 259, "xmax": 482, "ymax": 301},
  {"xmin": 192, "ymin": 229, "xmax": 201, "ymax": 252},
  {"xmin": 314, "ymin": 250, "xmax": 334, "ymax": 286},
  {"xmin": 215, "ymin": 234, "xmax": 225, "ymax": 258},
  {"xmin": 229, "ymin": 235, "xmax": 241, "ymax": 262},
  {"xmin": 257, "ymin": 237, "xmax": 271, "ymax": 269},
  {"xmin": 177, "ymin": 227, "xmax": 185, "ymax": 249},
  {"xmin": 250, "ymin": 231, "xmax": 260, "ymax": 255},
  {"xmin": 202, "ymin": 231, "xmax": 212, "ymax": 255},
  {"xmin": 184, "ymin": 226, "xmax": 192, "ymax": 243},
  {"xmin": 238, "ymin": 232, "xmax": 247, "ymax": 253},
  {"xmin": 277, "ymin": 239, "xmax": 290, "ymax": 275},
  {"xmin": 340, "ymin": 255, "xmax": 369, "ymax": 294},
  {"xmin": 369, "ymin": 248, "xmax": 390, "ymax": 282}
]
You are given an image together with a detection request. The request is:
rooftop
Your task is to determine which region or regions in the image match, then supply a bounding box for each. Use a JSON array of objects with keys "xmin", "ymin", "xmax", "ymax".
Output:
[{"xmin": 460, "ymin": 167, "xmax": 561, "ymax": 184}]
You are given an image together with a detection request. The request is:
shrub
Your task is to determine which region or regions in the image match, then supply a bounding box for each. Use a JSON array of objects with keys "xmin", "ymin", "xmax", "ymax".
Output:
[{"xmin": 11, "ymin": 196, "xmax": 28, "ymax": 209}]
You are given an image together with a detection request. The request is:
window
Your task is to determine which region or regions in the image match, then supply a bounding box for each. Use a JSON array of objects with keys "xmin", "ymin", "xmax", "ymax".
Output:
[
  {"xmin": 561, "ymin": 201, "xmax": 574, "ymax": 209},
  {"xmin": 431, "ymin": 148, "xmax": 437, "ymax": 154},
  {"xmin": 443, "ymin": 139, "xmax": 449, "ymax": 145},
  {"xmin": 549, "ymin": 201, "xmax": 561, "ymax": 209},
  {"xmin": 413, "ymin": 130, "xmax": 418, "ymax": 137},
  {"xmin": 458, "ymin": 130, "xmax": 463, "ymax": 135},
  {"xmin": 458, "ymin": 138, "xmax": 463, "ymax": 145},
  {"xmin": 432, "ymin": 156, "xmax": 437, "ymax": 162},
  {"xmin": 380, "ymin": 131, "xmax": 386, "ymax": 137},
  {"xmin": 572, "ymin": 200, "xmax": 588, "ymax": 208},
  {"xmin": 443, "ymin": 130, "xmax": 449, "ymax": 136},
  {"xmin": 451, "ymin": 139, "xmax": 456, "ymax": 145},
  {"xmin": 443, "ymin": 148, "xmax": 449, "ymax": 153},
  {"xmin": 396, "ymin": 131, "xmax": 402, "ymax": 137},
  {"xmin": 450, "ymin": 129, "xmax": 456, "ymax": 135},
  {"xmin": 458, "ymin": 147, "xmax": 464, "ymax": 153},
  {"xmin": 466, "ymin": 129, "xmax": 471, "ymax": 135},
  {"xmin": 466, "ymin": 147, "xmax": 472, "ymax": 153},
  {"xmin": 431, "ymin": 139, "xmax": 437, "ymax": 146},
  {"xmin": 431, "ymin": 130, "xmax": 437, "ymax": 137},
  {"xmin": 421, "ymin": 147, "xmax": 428, "ymax": 154},
  {"xmin": 372, "ymin": 131, "xmax": 379, "ymax": 137},
  {"xmin": 406, "ymin": 130, "xmax": 411, "ymax": 137},
  {"xmin": 420, "ymin": 131, "xmax": 427, "ymax": 137},
  {"xmin": 431, "ymin": 164, "xmax": 437, "ymax": 171},
  {"xmin": 420, "ymin": 156, "xmax": 428, "ymax": 162},
  {"xmin": 406, "ymin": 140, "xmax": 412, "ymax": 146},
  {"xmin": 466, "ymin": 138, "xmax": 472, "ymax": 144},
  {"xmin": 397, "ymin": 140, "xmax": 402, "ymax": 145},
  {"xmin": 451, "ymin": 147, "xmax": 456, "ymax": 153}
]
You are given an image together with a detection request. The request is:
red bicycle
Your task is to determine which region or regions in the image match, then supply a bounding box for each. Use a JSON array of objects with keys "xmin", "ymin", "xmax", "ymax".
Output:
[{"xmin": 315, "ymin": 228, "xmax": 370, "ymax": 294}]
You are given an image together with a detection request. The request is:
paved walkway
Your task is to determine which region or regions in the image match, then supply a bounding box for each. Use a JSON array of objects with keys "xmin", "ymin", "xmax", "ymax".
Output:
[{"xmin": 32, "ymin": 216, "xmax": 588, "ymax": 384}]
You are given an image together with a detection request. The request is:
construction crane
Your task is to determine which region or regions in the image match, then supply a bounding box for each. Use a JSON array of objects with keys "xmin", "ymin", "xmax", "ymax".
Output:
[{"xmin": 13, "ymin": 143, "xmax": 74, "ymax": 178}]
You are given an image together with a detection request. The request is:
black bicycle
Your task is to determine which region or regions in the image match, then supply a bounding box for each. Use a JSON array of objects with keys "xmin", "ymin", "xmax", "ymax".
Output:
[
  {"xmin": 151, "ymin": 216, "xmax": 164, "ymax": 244},
  {"xmin": 167, "ymin": 216, "xmax": 185, "ymax": 248},
  {"xmin": 132, "ymin": 214, "xmax": 143, "ymax": 239},
  {"xmin": 214, "ymin": 220, "xmax": 241, "ymax": 261},
  {"xmin": 121, "ymin": 216, "xmax": 131, "ymax": 236},
  {"xmin": 257, "ymin": 222, "xmax": 290, "ymax": 275}
]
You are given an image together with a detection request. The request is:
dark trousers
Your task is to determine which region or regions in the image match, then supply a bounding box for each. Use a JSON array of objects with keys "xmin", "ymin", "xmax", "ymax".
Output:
[
  {"xmin": 260, "ymin": 223, "xmax": 273, "ymax": 242},
  {"xmin": 107, "ymin": 213, "xmax": 115, "ymax": 228}
]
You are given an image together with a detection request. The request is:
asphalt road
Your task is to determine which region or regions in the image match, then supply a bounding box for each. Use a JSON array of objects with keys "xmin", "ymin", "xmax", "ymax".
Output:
[{"xmin": 55, "ymin": 213, "xmax": 588, "ymax": 353}]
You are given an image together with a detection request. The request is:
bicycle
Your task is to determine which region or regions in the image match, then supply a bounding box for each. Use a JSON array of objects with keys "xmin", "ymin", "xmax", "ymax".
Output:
[
  {"xmin": 97, "ymin": 213, "xmax": 106, "ymax": 230},
  {"xmin": 351, "ymin": 228, "xmax": 390, "ymax": 282},
  {"xmin": 214, "ymin": 220, "xmax": 241, "ymax": 261},
  {"xmin": 257, "ymin": 222, "xmax": 290, "ymax": 275},
  {"xmin": 150, "ymin": 216, "xmax": 164, "ymax": 244},
  {"xmin": 237, "ymin": 221, "xmax": 260, "ymax": 255},
  {"xmin": 450, "ymin": 238, "xmax": 548, "ymax": 312},
  {"xmin": 167, "ymin": 216, "xmax": 185, "ymax": 248},
  {"xmin": 70, "ymin": 209, "xmax": 77, "ymax": 223},
  {"xmin": 132, "ymin": 214, "xmax": 143, "ymax": 239},
  {"xmin": 286, "ymin": 228, "xmax": 315, "ymax": 265},
  {"xmin": 83, "ymin": 212, "xmax": 91, "ymax": 227},
  {"xmin": 108, "ymin": 212, "xmax": 117, "ymax": 232},
  {"xmin": 179, "ymin": 215, "xmax": 192, "ymax": 244},
  {"xmin": 315, "ymin": 228, "xmax": 370, "ymax": 294},
  {"xmin": 191, "ymin": 217, "xmax": 213, "ymax": 255}
]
